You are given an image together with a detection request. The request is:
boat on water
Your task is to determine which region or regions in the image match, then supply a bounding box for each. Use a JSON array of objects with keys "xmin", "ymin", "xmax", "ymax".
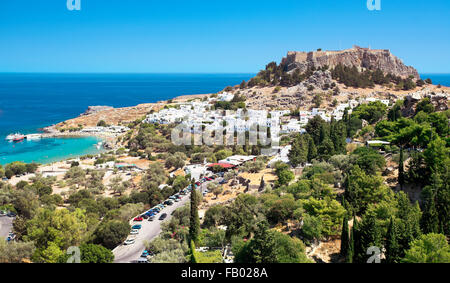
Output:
[
  {"xmin": 13, "ymin": 135, "xmax": 26, "ymax": 142},
  {"xmin": 6, "ymin": 133, "xmax": 26, "ymax": 142},
  {"xmin": 5, "ymin": 133, "xmax": 24, "ymax": 141}
]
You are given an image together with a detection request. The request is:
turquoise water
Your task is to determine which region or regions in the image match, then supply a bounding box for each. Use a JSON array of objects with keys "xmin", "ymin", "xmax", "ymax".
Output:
[{"xmin": 0, "ymin": 137, "xmax": 104, "ymax": 165}]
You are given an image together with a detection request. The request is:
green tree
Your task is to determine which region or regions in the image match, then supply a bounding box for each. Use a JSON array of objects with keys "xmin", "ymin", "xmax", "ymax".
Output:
[
  {"xmin": 345, "ymin": 165, "xmax": 392, "ymax": 215},
  {"xmin": 415, "ymin": 98, "xmax": 435, "ymax": 114},
  {"xmin": 347, "ymin": 223, "xmax": 354, "ymax": 263},
  {"xmin": 93, "ymin": 220, "xmax": 130, "ymax": 249},
  {"xmin": 189, "ymin": 182, "xmax": 200, "ymax": 244},
  {"xmin": 351, "ymin": 147, "xmax": 385, "ymax": 175},
  {"xmin": 60, "ymin": 243, "xmax": 114, "ymax": 263},
  {"xmin": 420, "ymin": 187, "xmax": 439, "ymax": 234},
  {"xmin": 354, "ymin": 214, "xmax": 382, "ymax": 263},
  {"xmin": 0, "ymin": 240, "xmax": 35, "ymax": 263},
  {"xmin": 299, "ymin": 214, "xmax": 323, "ymax": 245},
  {"xmin": 307, "ymin": 137, "xmax": 317, "ymax": 161},
  {"xmin": 403, "ymin": 233, "xmax": 450, "ymax": 263},
  {"xmin": 140, "ymin": 162, "xmax": 167, "ymax": 190},
  {"xmin": 25, "ymin": 208, "xmax": 88, "ymax": 263},
  {"xmin": 225, "ymin": 194, "xmax": 263, "ymax": 239},
  {"xmin": 236, "ymin": 222, "xmax": 278, "ymax": 263},
  {"xmin": 385, "ymin": 217, "xmax": 401, "ymax": 263},
  {"xmin": 288, "ymin": 134, "xmax": 308, "ymax": 167},
  {"xmin": 398, "ymin": 146, "xmax": 405, "ymax": 188},
  {"xmin": 300, "ymin": 196, "xmax": 346, "ymax": 237},
  {"xmin": 340, "ymin": 213, "xmax": 349, "ymax": 258}
]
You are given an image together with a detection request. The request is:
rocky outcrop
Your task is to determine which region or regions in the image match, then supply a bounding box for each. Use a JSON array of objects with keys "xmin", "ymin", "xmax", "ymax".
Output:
[
  {"xmin": 81, "ymin": 106, "xmax": 114, "ymax": 116},
  {"xmin": 281, "ymin": 45, "xmax": 419, "ymax": 79},
  {"xmin": 402, "ymin": 89, "xmax": 449, "ymax": 117},
  {"xmin": 303, "ymin": 70, "xmax": 333, "ymax": 90}
]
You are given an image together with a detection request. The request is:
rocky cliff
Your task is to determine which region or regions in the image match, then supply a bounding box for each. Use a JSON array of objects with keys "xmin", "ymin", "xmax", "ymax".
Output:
[{"xmin": 281, "ymin": 45, "xmax": 419, "ymax": 79}]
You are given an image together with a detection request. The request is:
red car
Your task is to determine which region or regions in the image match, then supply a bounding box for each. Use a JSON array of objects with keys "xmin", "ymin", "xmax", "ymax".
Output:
[
  {"xmin": 133, "ymin": 217, "xmax": 143, "ymax": 222},
  {"xmin": 205, "ymin": 177, "xmax": 212, "ymax": 181}
]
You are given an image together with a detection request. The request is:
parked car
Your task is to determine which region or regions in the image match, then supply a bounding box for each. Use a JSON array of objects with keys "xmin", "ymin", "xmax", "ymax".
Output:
[
  {"xmin": 6, "ymin": 212, "xmax": 16, "ymax": 217},
  {"xmin": 136, "ymin": 258, "xmax": 148, "ymax": 263},
  {"xmin": 219, "ymin": 179, "xmax": 227, "ymax": 184},
  {"xmin": 0, "ymin": 211, "xmax": 7, "ymax": 217},
  {"xmin": 130, "ymin": 229, "xmax": 139, "ymax": 235},
  {"xmin": 1, "ymin": 177, "xmax": 8, "ymax": 181},
  {"xmin": 124, "ymin": 238, "xmax": 136, "ymax": 245},
  {"xmin": 141, "ymin": 250, "xmax": 150, "ymax": 258},
  {"xmin": 131, "ymin": 224, "xmax": 142, "ymax": 230},
  {"xmin": 159, "ymin": 213, "xmax": 167, "ymax": 220},
  {"xmin": 148, "ymin": 216, "xmax": 155, "ymax": 221},
  {"xmin": 133, "ymin": 216, "xmax": 143, "ymax": 222},
  {"xmin": 141, "ymin": 214, "xmax": 149, "ymax": 219}
]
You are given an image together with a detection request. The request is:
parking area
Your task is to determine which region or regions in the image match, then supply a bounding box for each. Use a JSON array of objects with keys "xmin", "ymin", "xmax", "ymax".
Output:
[
  {"xmin": 0, "ymin": 215, "xmax": 14, "ymax": 240},
  {"xmin": 112, "ymin": 173, "xmax": 224, "ymax": 263},
  {"xmin": 112, "ymin": 192, "xmax": 191, "ymax": 263}
]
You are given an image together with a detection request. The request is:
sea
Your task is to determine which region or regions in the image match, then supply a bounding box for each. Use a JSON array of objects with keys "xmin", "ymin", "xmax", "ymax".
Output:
[{"xmin": 0, "ymin": 73, "xmax": 254, "ymax": 165}]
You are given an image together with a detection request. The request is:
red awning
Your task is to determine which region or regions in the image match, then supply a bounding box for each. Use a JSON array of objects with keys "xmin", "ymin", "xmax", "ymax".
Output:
[{"xmin": 207, "ymin": 163, "xmax": 235, "ymax": 168}]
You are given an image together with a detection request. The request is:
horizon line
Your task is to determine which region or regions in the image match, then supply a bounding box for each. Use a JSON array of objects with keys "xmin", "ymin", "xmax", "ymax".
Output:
[{"xmin": 0, "ymin": 71, "xmax": 449, "ymax": 75}]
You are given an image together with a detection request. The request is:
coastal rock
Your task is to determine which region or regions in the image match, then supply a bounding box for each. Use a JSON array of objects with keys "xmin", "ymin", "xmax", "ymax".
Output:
[
  {"xmin": 81, "ymin": 106, "xmax": 114, "ymax": 116},
  {"xmin": 281, "ymin": 45, "xmax": 419, "ymax": 79}
]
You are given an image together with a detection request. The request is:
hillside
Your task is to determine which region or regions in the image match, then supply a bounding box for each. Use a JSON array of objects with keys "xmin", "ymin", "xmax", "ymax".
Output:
[{"xmin": 219, "ymin": 46, "xmax": 449, "ymax": 111}]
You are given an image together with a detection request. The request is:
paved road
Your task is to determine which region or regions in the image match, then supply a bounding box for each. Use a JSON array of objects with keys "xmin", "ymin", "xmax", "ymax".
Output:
[
  {"xmin": 112, "ymin": 192, "xmax": 191, "ymax": 263},
  {"xmin": 112, "ymin": 177, "xmax": 220, "ymax": 263},
  {"xmin": 0, "ymin": 216, "xmax": 14, "ymax": 240}
]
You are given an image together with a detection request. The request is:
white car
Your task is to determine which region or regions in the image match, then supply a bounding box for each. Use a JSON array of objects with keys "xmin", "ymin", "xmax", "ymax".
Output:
[
  {"xmin": 130, "ymin": 229, "xmax": 139, "ymax": 235},
  {"xmin": 124, "ymin": 238, "xmax": 136, "ymax": 245}
]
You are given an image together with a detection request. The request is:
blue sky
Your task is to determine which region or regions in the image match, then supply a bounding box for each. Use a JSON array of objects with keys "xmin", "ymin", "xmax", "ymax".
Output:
[{"xmin": 0, "ymin": 0, "xmax": 449, "ymax": 73}]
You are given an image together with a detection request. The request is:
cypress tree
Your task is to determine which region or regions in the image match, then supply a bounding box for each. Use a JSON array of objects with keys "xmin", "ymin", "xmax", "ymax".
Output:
[
  {"xmin": 259, "ymin": 175, "xmax": 265, "ymax": 191},
  {"xmin": 189, "ymin": 181, "xmax": 200, "ymax": 244},
  {"xmin": 385, "ymin": 217, "xmax": 400, "ymax": 263},
  {"xmin": 347, "ymin": 222, "xmax": 355, "ymax": 263},
  {"xmin": 190, "ymin": 240, "xmax": 197, "ymax": 263},
  {"xmin": 340, "ymin": 213, "xmax": 350, "ymax": 258},
  {"xmin": 351, "ymin": 217, "xmax": 360, "ymax": 263},
  {"xmin": 307, "ymin": 137, "xmax": 317, "ymax": 162},
  {"xmin": 420, "ymin": 192, "xmax": 439, "ymax": 234},
  {"xmin": 398, "ymin": 147, "xmax": 405, "ymax": 188}
]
